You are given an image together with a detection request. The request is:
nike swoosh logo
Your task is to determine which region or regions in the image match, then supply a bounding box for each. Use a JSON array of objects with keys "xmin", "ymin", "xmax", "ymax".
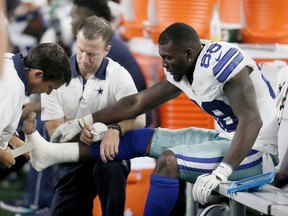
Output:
[{"xmin": 215, "ymin": 51, "xmax": 222, "ymax": 62}]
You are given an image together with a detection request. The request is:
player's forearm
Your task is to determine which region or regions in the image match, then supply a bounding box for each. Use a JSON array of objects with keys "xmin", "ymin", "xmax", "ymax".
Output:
[
  {"xmin": 91, "ymin": 94, "xmax": 145, "ymax": 124},
  {"xmin": 223, "ymin": 114, "xmax": 262, "ymax": 169}
]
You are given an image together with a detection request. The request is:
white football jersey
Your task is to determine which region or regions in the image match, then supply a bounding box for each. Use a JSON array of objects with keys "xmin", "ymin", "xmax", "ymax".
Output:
[{"xmin": 166, "ymin": 40, "xmax": 278, "ymax": 155}]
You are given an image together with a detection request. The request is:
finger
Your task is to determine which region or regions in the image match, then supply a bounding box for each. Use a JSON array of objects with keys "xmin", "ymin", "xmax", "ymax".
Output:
[
  {"xmin": 204, "ymin": 188, "xmax": 211, "ymax": 204},
  {"xmin": 83, "ymin": 128, "xmax": 92, "ymax": 138},
  {"xmin": 109, "ymin": 146, "xmax": 115, "ymax": 158},
  {"xmin": 113, "ymin": 143, "xmax": 119, "ymax": 155},
  {"xmin": 60, "ymin": 136, "xmax": 68, "ymax": 143},
  {"xmin": 192, "ymin": 183, "xmax": 199, "ymax": 201},
  {"xmin": 86, "ymin": 124, "xmax": 93, "ymax": 131},
  {"xmin": 105, "ymin": 147, "xmax": 114, "ymax": 161},
  {"xmin": 100, "ymin": 145, "xmax": 107, "ymax": 163}
]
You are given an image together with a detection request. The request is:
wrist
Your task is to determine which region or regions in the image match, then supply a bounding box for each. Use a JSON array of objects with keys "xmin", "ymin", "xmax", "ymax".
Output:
[
  {"xmin": 78, "ymin": 114, "xmax": 94, "ymax": 129},
  {"xmin": 108, "ymin": 123, "xmax": 122, "ymax": 137},
  {"xmin": 212, "ymin": 162, "xmax": 233, "ymax": 183}
]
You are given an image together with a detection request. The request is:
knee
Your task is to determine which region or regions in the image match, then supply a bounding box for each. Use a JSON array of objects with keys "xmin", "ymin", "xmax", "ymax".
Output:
[{"xmin": 153, "ymin": 150, "xmax": 179, "ymax": 178}]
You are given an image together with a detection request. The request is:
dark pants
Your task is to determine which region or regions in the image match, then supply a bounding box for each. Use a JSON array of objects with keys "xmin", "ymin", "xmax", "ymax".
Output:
[
  {"xmin": 27, "ymin": 165, "xmax": 54, "ymax": 208},
  {"xmin": 50, "ymin": 160, "xmax": 130, "ymax": 216}
]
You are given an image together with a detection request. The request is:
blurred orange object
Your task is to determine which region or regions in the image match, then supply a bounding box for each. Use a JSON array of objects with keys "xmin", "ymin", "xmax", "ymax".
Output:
[
  {"xmin": 93, "ymin": 169, "xmax": 154, "ymax": 216},
  {"xmin": 120, "ymin": 0, "xmax": 149, "ymax": 39},
  {"xmin": 219, "ymin": 0, "xmax": 242, "ymax": 29},
  {"xmin": 241, "ymin": 0, "xmax": 288, "ymax": 43},
  {"xmin": 149, "ymin": 0, "xmax": 214, "ymax": 44},
  {"xmin": 158, "ymin": 93, "xmax": 215, "ymax": 130}
]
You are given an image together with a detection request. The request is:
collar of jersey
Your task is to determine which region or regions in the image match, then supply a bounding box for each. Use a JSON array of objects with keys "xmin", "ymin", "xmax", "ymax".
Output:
[
  {"xmin": 70, "ymin": 55, "xmax": 108, "ymax": 80},
  {"xmin": 12, "ymin": 53, "xmax": 30, "ymax": 95}
]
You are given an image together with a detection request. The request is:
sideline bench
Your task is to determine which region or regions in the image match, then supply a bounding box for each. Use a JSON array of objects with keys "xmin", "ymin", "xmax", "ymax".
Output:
[{"xmin": 186, "ymin": 182, "xmax": 288, "ymax": 216}]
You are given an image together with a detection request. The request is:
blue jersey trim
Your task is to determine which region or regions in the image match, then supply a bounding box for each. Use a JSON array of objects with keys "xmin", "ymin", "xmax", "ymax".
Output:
[
  {"xmin": 218, "ymin": 52, "xmax": 244, "ymax": 83},
  {"xmin": 213, "ymin": 48, "xmax": 238, "ymax": 77}
]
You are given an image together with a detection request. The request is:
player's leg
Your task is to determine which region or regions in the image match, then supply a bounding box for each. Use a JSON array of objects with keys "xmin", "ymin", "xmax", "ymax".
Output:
[
  {"xmin": 89, "ymin": 128, "xmax": 154, "ymax": 160},
  {"xmin": 143, "ymin": 127, "xmax": 221, "ymax": 216},
  {"xmin": 143, "ymin": 128, "xmax": 263, "ymax": 216},
  {"xmin": 23, "ymin": 112, "xmax": 154, "ymax": 171}
]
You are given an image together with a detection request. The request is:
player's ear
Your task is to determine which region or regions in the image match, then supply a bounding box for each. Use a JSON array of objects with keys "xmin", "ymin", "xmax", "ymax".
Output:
[{"xmin": 186, "ymin": 48, "xmax": 193, "ymax": 61}]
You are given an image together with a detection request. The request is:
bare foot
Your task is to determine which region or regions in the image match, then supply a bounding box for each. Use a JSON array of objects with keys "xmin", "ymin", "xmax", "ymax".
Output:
[{"xmin": 23, "ymin": 112, "xmax": 37, "ymax": 135}]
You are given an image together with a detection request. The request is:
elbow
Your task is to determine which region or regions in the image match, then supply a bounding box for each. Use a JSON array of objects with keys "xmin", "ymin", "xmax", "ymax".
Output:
[
  {"xmin": 246, "ymin": 113, "xmax": 263, "ymax": 133},
  {"xmin": 254, "ymin": 113, "xmax": 263, "ymax": 132}
]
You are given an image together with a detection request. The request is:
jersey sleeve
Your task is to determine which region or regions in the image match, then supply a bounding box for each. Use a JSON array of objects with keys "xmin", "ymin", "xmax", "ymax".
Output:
[{"xmin": 204, "ymin": 42, "xmax": 256, "ymax": 84}]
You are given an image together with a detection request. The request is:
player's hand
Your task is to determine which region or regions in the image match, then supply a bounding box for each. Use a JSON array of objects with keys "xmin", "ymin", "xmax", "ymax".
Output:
[
  {"xmin": 99, "ymin": 128, "xmax": 120, "ymax": 163},
  {"xmin": 51, "ymin": 115, "xmax": 93, "ymax": 143},
  {"xmin": 0, "ymin": 148, "xmax": 16, "ymax": 169},
  {"xmin": 192, "ymin": 162, "xmax": 233, "ymax": 205}
]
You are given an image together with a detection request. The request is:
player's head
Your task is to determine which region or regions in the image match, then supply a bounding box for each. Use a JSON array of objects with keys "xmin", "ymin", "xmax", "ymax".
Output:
[
  {"xmin": 158, "ymin": 22, "xmax": 202, "ymax": 82},
  {"xmin": 23, "ymin": 43, "xmax": 72, "ymax": 95},
  {"xmin": 71, "ymin": 0, "xmax": 111, "ymax": 37}
]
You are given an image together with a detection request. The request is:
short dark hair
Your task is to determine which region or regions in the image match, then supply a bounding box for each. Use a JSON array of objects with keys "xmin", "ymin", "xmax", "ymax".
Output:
[
  {"xmin": 23, "ymin": 43, "xmax": 71, "ymax": 85},
  {"xmin": 73, "ymin": 0, "xmax": 112, "ymax": 22},
  {"xmin": 158, "ymin": 22, "xmax": 201, "ymax": 50},
  {"xmin": 77, "ymin": 16, "xmax": 112, "ymax": 46}
]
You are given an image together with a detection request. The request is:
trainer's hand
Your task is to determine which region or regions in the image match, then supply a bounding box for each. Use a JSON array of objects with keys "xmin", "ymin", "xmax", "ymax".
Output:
[
  {"xmin": 100, "ymin": 128, "xmax": 120, "ymax": 163},
  {"xmin": 80, "ymin": 125, "xmax": 94, "ymax": 145},
  {"xmin": 192, "ymin": 162, "xmax": 233, "ymax": 205},
  {"xmin": 0, "ymin": 148, "xmax": 16, "ymax": 169},
  {"xmin": 51, "ymin": 115, "xmax": 93, "ymax": 143}
]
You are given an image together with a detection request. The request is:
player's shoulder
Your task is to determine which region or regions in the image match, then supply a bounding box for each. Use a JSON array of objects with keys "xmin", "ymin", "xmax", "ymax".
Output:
[
  {"xmin": 198, "ymin": 40, "xmax": 246, "ymax": 82},
  {"xmin": 200, "ymin": 40, "xmax": 242, "ymax": 62}
]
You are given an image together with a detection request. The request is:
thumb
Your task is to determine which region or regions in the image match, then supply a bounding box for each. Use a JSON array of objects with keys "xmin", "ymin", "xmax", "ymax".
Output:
[{"xmin": 86, "ymin": 124, "xmax": 93, "ymax": 132}]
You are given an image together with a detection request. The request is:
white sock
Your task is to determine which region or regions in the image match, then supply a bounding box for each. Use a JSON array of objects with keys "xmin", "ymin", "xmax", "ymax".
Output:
[{"xmin": 26, "ymin": 131, "xmax": 79, "ymax": 171}]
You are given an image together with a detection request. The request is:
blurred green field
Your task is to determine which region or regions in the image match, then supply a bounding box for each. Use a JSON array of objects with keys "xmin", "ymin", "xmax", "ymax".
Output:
[{"xmin": 0, "ymin": 167, "xmax": 28, "ymax": 216}]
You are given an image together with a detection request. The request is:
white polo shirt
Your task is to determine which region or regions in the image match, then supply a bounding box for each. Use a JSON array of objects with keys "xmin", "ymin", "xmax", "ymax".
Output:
[
  {"xmin": 41, "ymin": 56, "xmax": 138, "ymax": 122},
  {"xmin": 0, "ymin": 53, "xmax": 28, "ymax": 149}
]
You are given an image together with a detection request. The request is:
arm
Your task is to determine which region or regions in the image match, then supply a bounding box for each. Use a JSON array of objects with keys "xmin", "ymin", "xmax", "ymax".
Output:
[
  {"xmin": 8, "ymin": 135, "xmax": 29, "ymax": 159},
  {"xmin": 222, "ymin": 66, "xmax": 262, "ymax": 169},
  {"xmin": 91, "ymin": 79, "xmax": 182, "ymax": 124},
  {"xmin": 52, "ymin": 80, "xmax": 182, "ymax": 143},
  {"xmin": 117, "ymin": 114, "xmax": 146, "ymax": 135},
  {"xmin": 99, "ymin": 114, "xmax": 146, "ymax": 162},
  {"xmin": 45, "ymin": 118, "xmax": 64, "ymax": 138},
  {"xmin": 193, "ymin": 66, "xmax": 263, "ymax": 204}
]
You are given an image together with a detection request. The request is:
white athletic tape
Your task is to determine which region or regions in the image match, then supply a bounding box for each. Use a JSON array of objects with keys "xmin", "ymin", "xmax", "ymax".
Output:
[{"xmin": 11, "ymin": 142, "xmax": 33, "ymax": 158}]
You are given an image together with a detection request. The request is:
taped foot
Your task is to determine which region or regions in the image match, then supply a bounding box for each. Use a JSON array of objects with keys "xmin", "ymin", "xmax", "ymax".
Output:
[
  {"xmin": 25, "ymin": 132, "xmax": 80, "ymax": 171},
  {"xmin": 26, "ymin": 131, "xmax": 53, "ymax": 171}
]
